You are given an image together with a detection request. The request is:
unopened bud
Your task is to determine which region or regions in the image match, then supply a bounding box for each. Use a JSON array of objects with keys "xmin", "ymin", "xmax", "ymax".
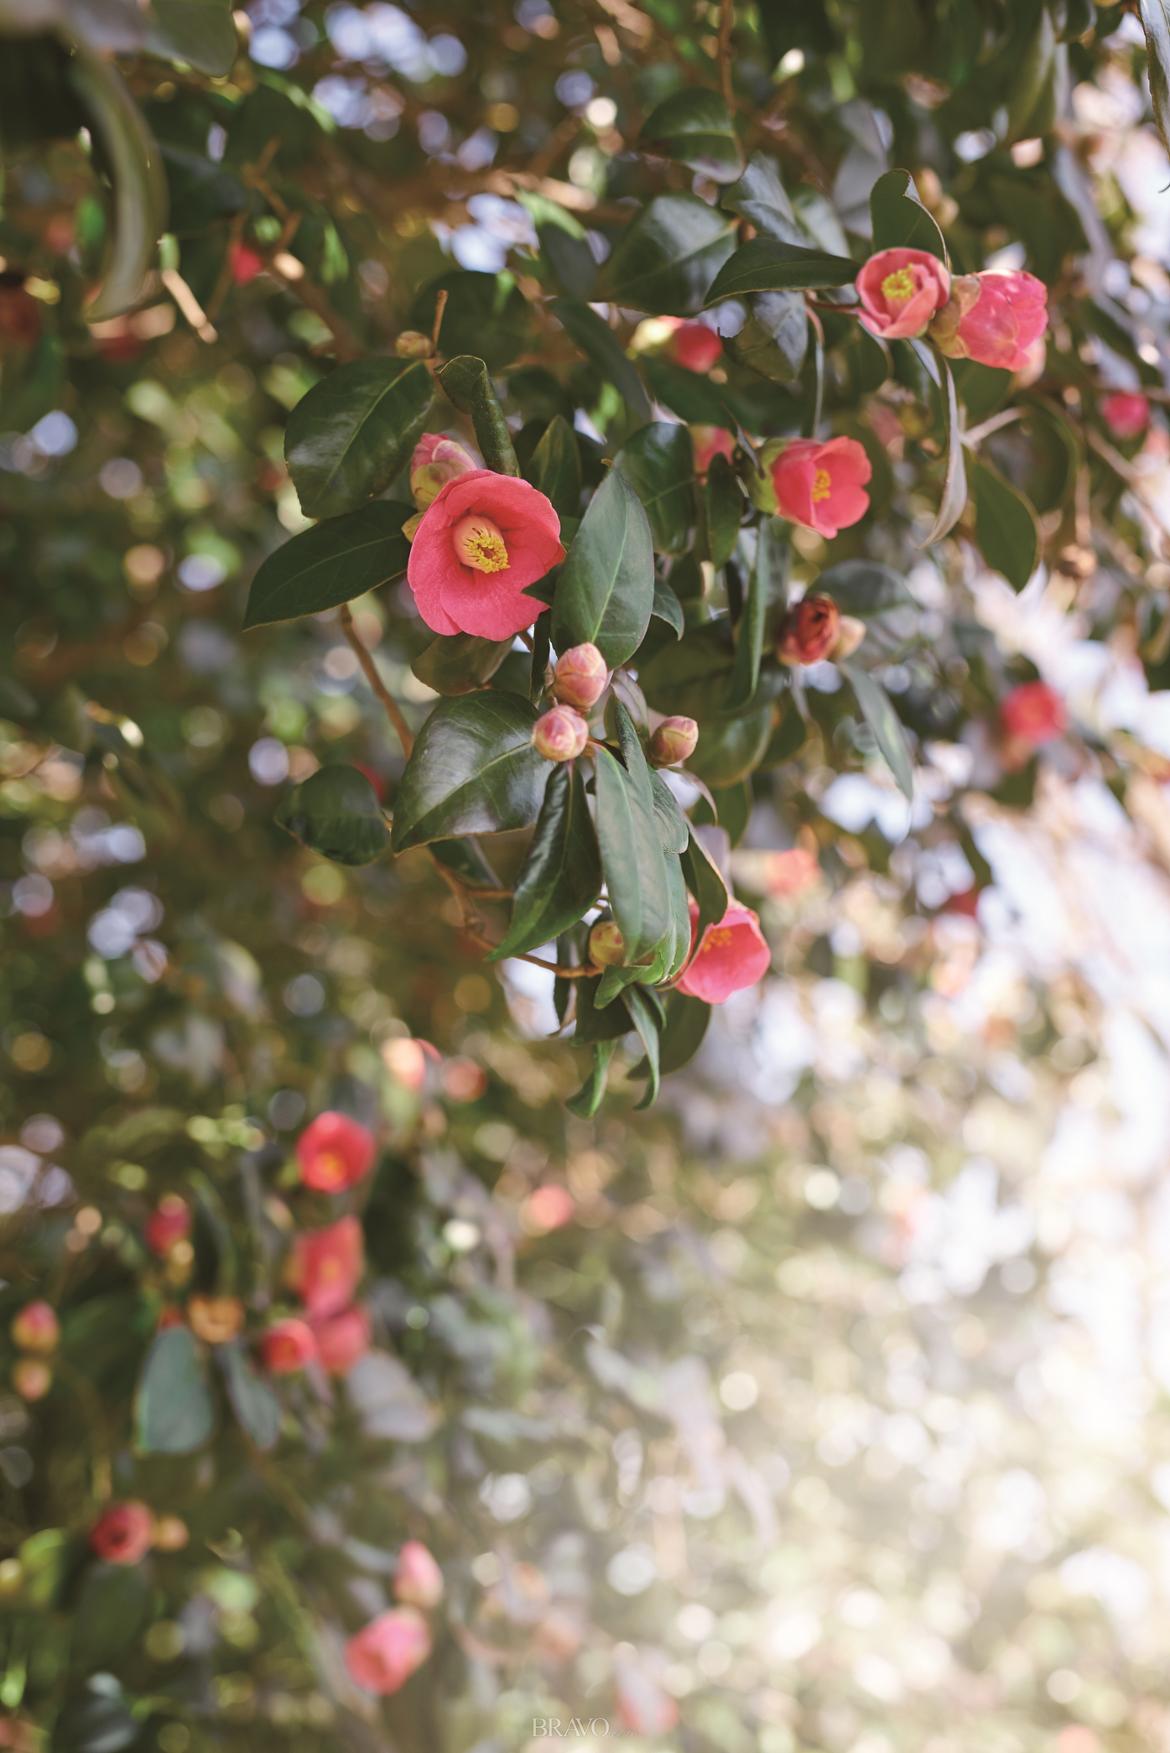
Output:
[
  {"xmin": 648, "ymin": 716, "xmax": 699, "ymax": 767},
  {"xmin": 552, "ymin": 643, "xmax": 609, "ymax": 710},
  {"xmin": 588, "ymin": 920, "xmax": 626, "ymax": 967},
  {"xmin": 395, "ymin": 329, "xmax": 434, "ymax": 359},
  {"xmin": 777, "ymin": 595, "xmax": 840, "ymax": 666},
  {"xmin": 12, "ymin": 1359, "xmax": 52, "ymax": 1402},
  {"xmin": 187, "ymin": 1294, "xmax": 245, "ymax": 1345},
  {"xmin": 532, "ymin": 705, "xmax": 589, "ymax": 762},
  {"xmin": 409, "ymin": 434, "xmax": 478, "ymax": 509},
  {"xmin": 831, "ymin": 614, "xmax": 866, "ymax": 661},
  {"xmin": 152, "ymin": 1515, "xmax": 190, "ymax": 1552},
  {"xmin": 10, "ymin": 1301, "xmax": 59, "ymax": 1355}
]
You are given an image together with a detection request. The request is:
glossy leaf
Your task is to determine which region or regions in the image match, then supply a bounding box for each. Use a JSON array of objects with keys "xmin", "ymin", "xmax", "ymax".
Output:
[
  {"xmin": 704, "ymin": 237, "xmax": 857, "ymax": 305},
  {"xmin": 816, "ymin": 559, "xmax": 914, "ymax": 618},
  {"xmin": 625, "ymin": 985, "xmax": 663, "ymax": 1107},
  {"xmin": 567, "ymin": 1039, "xmax": 618, "ymax": 1117},
  {"xmin": 489, "ymin": 765, "xmax": 601, "ymax": 961},
  {"xmin": 704, "ymin": 453, "xmax": 743, "ymax": 568},
  {"xmin": 616, "ymin": 421, "xmax": 695, "ymax": 554},
  {"xmin": 970, "ymin": 459, "xmax": 1040, "ymax": 591},
  {"xmin": 640, "ymin": 86, "xmax": 742, "ymax": 182},
  {"xmin": 658, "ymin": 992, "xmax": 711, "ymax": 1075},
  {"xmin": 411, "ymin": 631, "xmax": 514, "ymax": 696},
  {"xmin": 681, "ymin": 826, "xmax": 730, "ymax": 936},
  {"xmin": 390, "ymin": 694, "xmax": 546, "ymax": 852},
  {"xmin": 551, "ymin": 468, "xmax": 655, "ymax": 667},
  {"xmin": 527, "ymin": 414, "xmax": 581, "ymax": 515},
  {"xmin": 726, "ymin": 518, "xmax": 786, "ymax": 709},
  {"xmin": 843, "ymin": 663, "xmax": 914, "ymax": 800},
  {"xmin": 220, "ymin": 1342, "xmax": 282, "ymax": 1451},
  {"xmin": 285, "ymin": 360, "xmax": 432, "ymax": 519},
  {"xmin": 651, "ymin": 578, "xmax": 685, "ymax": 638},
  {"xmin": 869, "ymin": 168, "xmax": 948, "ymax": 264},
  {"xmin": 723, "ymin": 153, "xmax": 807, "ymax": 244},
  {"xmin": 550, "ymin": 298, "xmax": 653, "ymax": 424},
  {"xmin": 68, "ymin": 45, "xmax": 168, "ymax": 323},
  {"xmin": 243, "ymin": 502, "xmax": 412, "ymax": 629},
  {"xmin": 438, "ymin": 354, "xmax": 519, "ymax": 476},
  {"xmin": 149, "ymin": 0, "xmax": 237, "ymax": 75},
  {"xmin": 277, "ymin": 765, "xmax": 390, "ymax": 865},
  {"xmin": 600, "ymin": 194, "xmax": 736, "ymax": 315},
  {"xmin": 593, "ymin": 708, "xmax": 672, "ymax": 962},
  {"xmin": 135, "ymin": 1325, "xmax": 215, "ymax": 1455},
  {"xmin": 911, "ymin": 340, "xmax": 967, "ymax": 544},
  {"xmin": 651, "ymin": 771, "xmax": 689, "ymax": 853}
]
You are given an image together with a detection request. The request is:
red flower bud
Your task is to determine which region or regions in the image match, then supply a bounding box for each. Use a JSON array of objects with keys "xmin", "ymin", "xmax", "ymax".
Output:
[
  {"xmin": 261, "ymin": 1317, "xmax": 318, "ymax": 1375},
  {"xmin": 1101, "ymin": 391, "xmax": 1150, "ymax": 441},
  {"xmin": 229, "ymin": 242, "xmax": 264, "ymax": 285},
  {"xmin": 145, "ymin": 1194, "xmax": 191, "ymax": 1257},
  {"xmin": 296, "ymin": 1111, "xmax": 377, "ymax": 1193},
  {"xmin": 10, "ymin": 1300, "xmax": 59, "ymax": 1354},
  {"xmin": 648, "ymin": 716, "xmax": 699, "ymax": 766},
  {"xmin": 89, "ymin": 1500, "xmax": 154, "ymax": 1566},
  {"xmin": 395, "ymin": 1540, "xmax": 444, "ymax": 1609},
  {"xmin": 1000, "ymin": 680, "xmax": 1066, "ymax": 750},
  {"xmin": 532, "ymin": 705, "xmax": 589, "ymax": 762},
  {"xmin": 552, "ymin": 642, "xmax": 608, "ymax": 709},
  {"xmin": 777, "ymin": 595, "xmax": 841, "ymax": 665},
  {"xmin": 667, "ymin": 319, "xmax": 723, "ymax": 373}
]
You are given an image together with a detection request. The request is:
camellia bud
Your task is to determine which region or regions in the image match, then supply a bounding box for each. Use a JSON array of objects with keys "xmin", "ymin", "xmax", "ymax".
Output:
[
  {"xmin": 187, "ymin": 1294, "xmax": 245, "ymax": 1346},
  {"xmin": 11, "ymin": 1300, "xmax": 59, "ymax": 1355},
  {"xmin": 777, "ymin": 595, "xmax": 840, "ymax": 666},
  {"xmin": 12, "ymin": 1359, "xmax": 52, "ymax": 1402},
  {"xmin": 831, "ymin": 614, "xmax": 866, "ymax": 661},
  {"xmin": 532, "ymin": 705, "xmax": 589, "ymax": 762},
  {"xmin": 409, "ymin": 434, "xmax": 478, "ymax": 510},
  {"xmin": 588, "ymin": 920, "xmax": 626, "ymax": 967},
  {"xmin": 552, "ymin": 642, "xmax": 608, "ymax": 709},
  {"xmin": 395, "ymin": 329, "xmax": 434, "ymax": 359},
  {"xmin": 395, "ymin": 1540, "xmax": 444, "ymax": 1610},
  {"xmin": 648, "ymin": 716, "xmax": 699, "ymax": 767}
]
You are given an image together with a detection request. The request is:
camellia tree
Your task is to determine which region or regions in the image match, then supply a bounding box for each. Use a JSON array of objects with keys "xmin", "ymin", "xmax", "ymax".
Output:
[{"xmin": 4, "ymin": 0, "xmax": 1170, "ymax": 1747}]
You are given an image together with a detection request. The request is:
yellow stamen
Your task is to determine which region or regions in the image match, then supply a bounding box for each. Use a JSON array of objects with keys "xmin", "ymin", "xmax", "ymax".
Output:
[
  {"xmin": 811, "ymin": 468, "xmax": 832, "ymax": 504},
  {"xmin": 881, "ymin": 267, "xmax": 916, "ymax": 304},
  {"xmin": 453, "ymin": 514, "xmax": 509, "ymax": 574},
  {"xmin": 705, "ymin": 927, "xmax": 734, "ymax": 950},
  {"xmin": 316, "ymin": 1151, "xmax": 346, "ymax": 1186}
]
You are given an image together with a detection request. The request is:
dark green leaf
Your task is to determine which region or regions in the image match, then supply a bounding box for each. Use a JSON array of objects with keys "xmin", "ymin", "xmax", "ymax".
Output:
[
  {"xmin": 640, "ymin": 86, "xmax": 742, "ymax": 182},
  {"xmin": 727, "ymin": 518, "xmax": 785, "ymax": 709},
  {"xmin": 658, "ymin": 992, "xmax": 711, "ymax": 1075},
  {"xmin": 593, "ymin": 722, "xmax": 672, "ymax": 962},
  {"xmin": 438, "ymin": 354, "xmax": 519, "ymax": 475},
  {"xmin": 551, "ymin": 468, "xmax": 654, "ymax": 666},
  {"xmin": 220, "ymin": 1341, "xmax": 282, "ymax": 1451},
  {"xmin": 734, "ymin": 289, "xmax": 809, "ymax": 381},
  {"xmin": 411, "ymin": 631, "xmax": 514, "ymax": 696},
  {"xmin": 869, "ymin": 168, "xmax": 948, "ymax": 264},
  {"xmin": 527, "ymin": 414, "xmax": 581, "ymax": 515},
  {"xmin": 550, "ymin": 298, "xmax": 653, "ymax": 425},
  {"xmin": 489, "ymin": 766, "xmax": 601, "ymax": 960},
  {"xmin": 284, "ymin": 360, "xmax": 432, "ymax": 520},
  {"xmin": 625, "ymin": 985, "xmax": 663, "ymax": 1107},
  {"xmin": 651, "ymin": 578, "xmax": 685, "ymax": 638},
  {"xmin": 391, "ymin": 694, "xmax": 546, "ymax": 852},
  {"xmin": 843, "ymin": 663, "xmax": 914, "ymax": 800},
  {"xmin": 411, "ymin": 270, "xmax": 531, "ymax": 370},
  {"xmin": 243, "ymin": 502, "xmax": 412, "ymax": 629},
  {"xmin": 54, "ymin": 1676, "xmax": 141, "ymax": 1753},
  {"xmin": 651, "ymin": 771, "xmax": 689, "ymax": 853},
  {"xmin": 723, "ymin": 153, "xmax": 807, "ymax": 244},
  {"xmin": 704, "ymin": 452, "xmax": 743, "ymax": 568},
  {"xmin": 519, "ymin": 192, "xmax": 597, "ymax": 298},
  {"xmin": 911, "ymin": 340, "xmax": 967, "ymax": 544},
  {"xmin": 970, "ymin": 459, "xmax": 1040, "ymax": 591},
  {"xmin": 688, "ymin": 702, "xmax": 773, "ymax": 788},
  {"xmin": 681, "ymin": 826, "xmax": 730, "ymax": 935},
  {"xmin": 600, "ymin": 194, "xmax": 736, "ymax": 315},
  {"xmin": 148, "ymin": 0, "xmax": 236, "ymax": 75},
  {"xmin": 704, "ymin": 237, "xmax": 856, "ymax": 305},
  {"xmin": 616, "ymin": 421, "xmax": 695, "ymax": 554},
  {"xmin": 134, "ymin": 1325, "xmax": 214, "ymax": 1455},
  {"xmin": 277, "ymin": 764, "xmax": 390, "ymax": 865},
  {"xmin": 567, "ymin": 1040, "xmax": 617, "ymax": 1116},
  {"xmin": 643, "ymin": 355, "xmax": 736, "ymax": 426},
  {"xmin": 1140, "ymin": 0, "xmax": 1170, "ymax": 160},
  {"xmin": 73, "ymin": 1565, "xmax": 150, "ymax": 1666},
  {"xmin": 816, "ymin": 559, "xmax": 913, "ymax": 618},
  {"xmin": 640, "ymin": 621, "xmax": 734, "ymax": 718}
]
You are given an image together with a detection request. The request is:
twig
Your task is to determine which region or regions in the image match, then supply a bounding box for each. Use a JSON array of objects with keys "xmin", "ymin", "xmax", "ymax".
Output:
[
  {"xmin": 430, "ymin": 287, "xmax": 449, "ymax": 355},
  {"xmin": 718, "ymin": 0, "xmax": 735, "ymax": 110},
  {"xmin": 337, "ymin": 605, "xmax": 415, "ymax": 757}
]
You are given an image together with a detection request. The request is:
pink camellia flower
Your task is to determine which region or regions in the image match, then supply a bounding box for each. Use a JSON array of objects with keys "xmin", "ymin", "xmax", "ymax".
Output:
[
  {"xmin": 770, "ymin": 437, "xmax": 871, "ymax": 538},
  {"xmin": 1000, "ymin": 680, "xmax": 1066, "ymax": 750},
  {"xmin": 409, "ymin": 433, "xmax": 478, "ymax": 510},
  {"xmin": 261, "ymin": 1317, "xmax": 318, "ymax": 1375},
  {"xmin": 292, "ymin": 1216, "xmax": 364, "ymax": 1320},
  {"xmin": 145, "ymin": 1194, "xmax": 191, "ymax": 1257},
  {"xmin": 522, "ymin": 1184, "xmax": 576, "ymax": 1235},
  {"xmin": 10, "ymin": 1300, "xmax": 59, "ymax": 1354},
  {"xmin": 395, "ymin": 1540, "xmax": 444, "ymax": 1609},
  {"xmin": 777, "ymin": 595, "xmax": 841, "ymax": 666},
  {"xmin": 312, "ymin": 1304, "xmax": 372, "ymax": 1375},
  {"xmin": 855, "ymin": 246, "xmax": 950, "ymax": 340},
  {"xmin": 296, "ymin": 1111, "xmax": 377, "ymax": 1193},
  {"xmin": 766, "ymin": 847, "xmax": 821, "ymax": 897},
  {"xmin": 665, "ymin": 318, "xmax": 723, "ymax": 373},
  {"xmin": 406, "ymin": 470, "xmax": 564, "ymax": 640},
  {"xmin": 1101, "ymin": 391, "xmax": 1150, "ymax": 441},
  {"xmin": 691, "ymin": 426, "xmax": 736, "ymax": 478},
  {"xmin": 532, "ymin": 704, "xmax": 589, "ymax": 762},
  {"xmin": 345, "ymin": 1607, "xmax": 432, "ymax": 1695},
  {"xmin": 676, "ymin": 901, "xmax": 770, "ymax": 1003},
  {"xmin": 552, "ymin": 642, "xmax": 608, "ymax": 710},
  {"xmin": 930, "ymin": 270, "xmax": 1048, "ymax": 372},
  {"xmin": 89, "ymin": 1500, "xmax": 154, "ymax": 1566}
]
